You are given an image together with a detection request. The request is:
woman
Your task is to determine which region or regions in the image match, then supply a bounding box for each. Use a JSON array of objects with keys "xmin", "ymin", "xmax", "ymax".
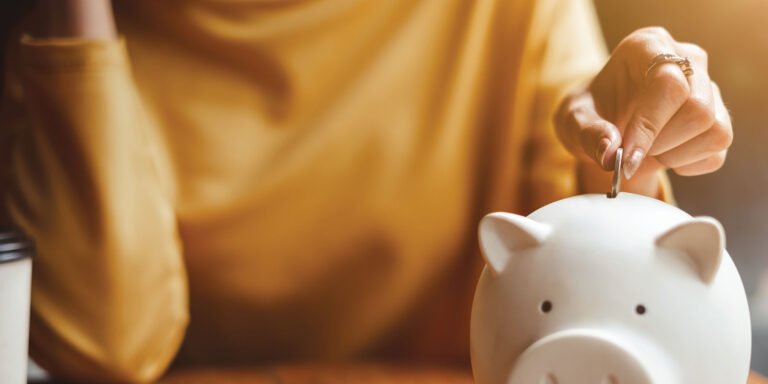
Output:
[{"xmin": 0, "ymin": 0, "xmax": 732, "ymax": 381}]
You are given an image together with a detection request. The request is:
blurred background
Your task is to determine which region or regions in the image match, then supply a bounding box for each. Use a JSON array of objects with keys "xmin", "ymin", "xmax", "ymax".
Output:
[{"xmin": 593, "ymin": 0, "xmax": 768, "ymax": 374}]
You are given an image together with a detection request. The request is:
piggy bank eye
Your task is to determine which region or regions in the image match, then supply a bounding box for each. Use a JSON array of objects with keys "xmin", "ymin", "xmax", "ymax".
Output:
[
  {"xmin": 540, "ymin": 300, "xmax": 553, "ymax": 313},
  {"xmin": 635, "ymin": 304, "xmax": 647, "ymax": 315}
]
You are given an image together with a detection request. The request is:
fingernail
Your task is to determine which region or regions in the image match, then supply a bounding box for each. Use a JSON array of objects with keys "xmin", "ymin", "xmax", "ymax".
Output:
[
  {"xmin": 623, "ymin": 148, "xmax": 644, "ymax": 180},
  {"xmin": 596, "ymin": 138, "xmax": 611, "ymax": 169}
]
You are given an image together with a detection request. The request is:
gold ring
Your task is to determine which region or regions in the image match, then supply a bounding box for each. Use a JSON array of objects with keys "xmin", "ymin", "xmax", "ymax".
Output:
[{"xmin": 645, "ymin": 53, "xmax": 694, "ymax": 79}]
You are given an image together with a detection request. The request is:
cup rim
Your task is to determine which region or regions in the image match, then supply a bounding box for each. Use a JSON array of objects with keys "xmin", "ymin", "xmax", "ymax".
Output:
[
  {"xmin": 0, "ymin": 251, "xmax": 30, "ymax": 264},
  {"xmin": 0, "ymin": 230, "xmax": 33, "ymax": 264}
]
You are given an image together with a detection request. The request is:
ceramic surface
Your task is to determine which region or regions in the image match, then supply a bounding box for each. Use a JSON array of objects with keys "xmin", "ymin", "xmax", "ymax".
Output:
[
  {"xmin": 470, "ymin": 193, "xmax": 751, "ymax": 384},
  {"xmin": 0, "ymin": 257, "xmax": 31, "ymax": 384}
]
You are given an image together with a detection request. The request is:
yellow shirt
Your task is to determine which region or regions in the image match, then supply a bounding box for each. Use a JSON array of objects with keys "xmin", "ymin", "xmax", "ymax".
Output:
[{"xmin": 1, "ymin": 0, "xmax": 640, "ymax": 381}]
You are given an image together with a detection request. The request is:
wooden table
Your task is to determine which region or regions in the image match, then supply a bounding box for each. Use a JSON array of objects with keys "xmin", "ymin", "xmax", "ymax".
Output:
[{"xmin": 162, "ymin": 363, "xmax": 768, "ymax": 383}]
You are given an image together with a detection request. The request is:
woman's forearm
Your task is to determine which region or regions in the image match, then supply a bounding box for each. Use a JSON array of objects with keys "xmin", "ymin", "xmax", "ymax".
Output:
[{"xmin": 32, "ymin": 0, "xmax": 116, "ymax": 39}]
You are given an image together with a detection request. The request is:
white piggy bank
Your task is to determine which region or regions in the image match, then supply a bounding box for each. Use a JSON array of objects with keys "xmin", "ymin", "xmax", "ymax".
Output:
[{"xmin": 470, "ymin": 193, "xmax": 751, "ymax": 384}]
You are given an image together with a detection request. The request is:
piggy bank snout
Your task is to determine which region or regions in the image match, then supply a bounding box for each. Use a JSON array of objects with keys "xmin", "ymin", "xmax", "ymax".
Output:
[{"xmin": 507, "ymin": 330, "xmax": 657, "ymax": 384}]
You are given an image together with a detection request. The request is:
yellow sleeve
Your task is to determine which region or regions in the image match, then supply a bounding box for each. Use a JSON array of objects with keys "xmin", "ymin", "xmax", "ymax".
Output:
[
  {"xmin": 4, "ymin": 37, "xmax": 187, "ymax": 382},
  {"xmin": 522, "ymin": 0, "xmax": 672, "ymax": 210}
]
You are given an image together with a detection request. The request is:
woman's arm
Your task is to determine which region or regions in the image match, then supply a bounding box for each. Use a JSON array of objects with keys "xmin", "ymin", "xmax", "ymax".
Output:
[
  {"xmin": 523, "ymin": 0, "xmax": 626, "ymax": 209},
  {"xmin": 3, "ymin": 2, "xmax": 188, "ymax": 381},
  {"xmin": 32, "ymin": 0, "xmax": 116, "ymax": 39},
  {"xmin": 555, "ymin": 26, "xmax": 733, "ymax": 195}
]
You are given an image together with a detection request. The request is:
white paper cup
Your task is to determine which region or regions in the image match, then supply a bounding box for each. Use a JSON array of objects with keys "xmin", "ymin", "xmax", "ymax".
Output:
[{"xmin": 0, "ymin": 231, "xmax": 32, "ymax": 384}]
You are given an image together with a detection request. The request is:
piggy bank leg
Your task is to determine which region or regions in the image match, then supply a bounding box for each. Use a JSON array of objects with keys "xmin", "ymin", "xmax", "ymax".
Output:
[{"xmin": 507, "ymin": 329, "xmax": 660, "ymax": 384}]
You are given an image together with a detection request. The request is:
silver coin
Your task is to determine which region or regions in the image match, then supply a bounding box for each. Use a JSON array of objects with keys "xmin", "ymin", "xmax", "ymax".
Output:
[{"xmin": 608, "ymin": 147, "xmax": 623, "ymax": 198}]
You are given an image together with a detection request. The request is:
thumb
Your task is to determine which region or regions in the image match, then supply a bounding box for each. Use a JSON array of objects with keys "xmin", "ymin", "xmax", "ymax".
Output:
[{"xmin": 557, "ymin": 94, "xmax": 622, "ymax": 170}]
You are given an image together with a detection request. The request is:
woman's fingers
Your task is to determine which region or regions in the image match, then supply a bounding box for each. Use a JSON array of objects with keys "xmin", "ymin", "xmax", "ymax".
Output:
[
  {"xmin": 655, "ymin": 81, "xmax": 733, "ymax": 172},
  {"xmin": 555, "ymin": 91, "xmax": 621, "ymax": 170},
  {"xmin": 555, "ymin": 27, "xmax": 731, "ymax": 180},
  {"xmin": 672, "ymin": 150, "xmax": 728, "ymax": 176},
  {"xmin": 619, "ymin": 28, "xmax": 691, "ymax": 179},
  {"xmin": 648, "ymin": 43, "xmax": 715, "ymax": 156},
  {"xmin": 654, "ymin": 122, "xmax": 731, "ymax": 168}
]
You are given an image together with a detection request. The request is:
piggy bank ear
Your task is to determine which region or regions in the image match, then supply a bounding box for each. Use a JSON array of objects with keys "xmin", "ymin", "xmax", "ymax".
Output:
[
  {"xmin": 655, "ymin": 217, "xmax": 725, "ymax": 284},
  {"xmin": 479, "ymin": 213, "xmax": 550, "ymax": 275}
]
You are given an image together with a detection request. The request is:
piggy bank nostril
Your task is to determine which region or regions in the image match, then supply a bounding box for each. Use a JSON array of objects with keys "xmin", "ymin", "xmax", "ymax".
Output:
[
  {"xmin": 602, "ymin": 374, "xmax": 619, "ymax": 384},
  {"xmin": 540, "ymin": 373, "xmax": 558, "ymax": 384}
]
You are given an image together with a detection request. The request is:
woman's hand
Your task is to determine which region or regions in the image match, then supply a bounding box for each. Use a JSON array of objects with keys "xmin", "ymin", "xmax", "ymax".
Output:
[
  {"xmin": 555, "ymin": 27, "xmax": 732, "ymax": 194},
  {"xmin": 32, "ymin": 0, "xmax": 116, "ymax": 39}
]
